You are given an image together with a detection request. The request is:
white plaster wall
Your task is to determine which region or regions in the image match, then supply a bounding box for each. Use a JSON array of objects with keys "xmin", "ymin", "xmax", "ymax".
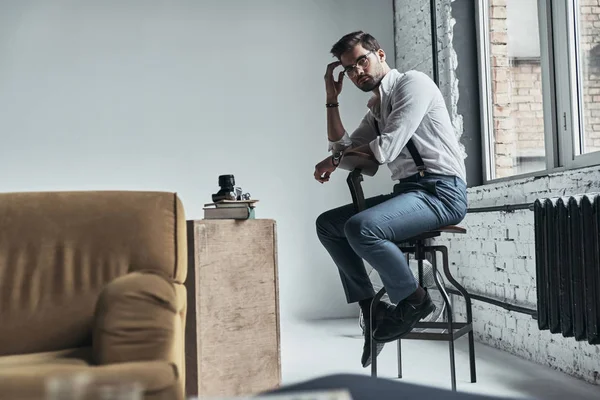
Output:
[{"xmin": 0, "ymin": 0, "xmax": 396, "ymax": 322}]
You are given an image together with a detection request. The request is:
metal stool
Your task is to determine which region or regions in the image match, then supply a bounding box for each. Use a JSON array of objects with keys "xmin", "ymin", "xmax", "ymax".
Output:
[{"xmin": 346, "ymin": 169, "xmax": 476, "ymax": 391}]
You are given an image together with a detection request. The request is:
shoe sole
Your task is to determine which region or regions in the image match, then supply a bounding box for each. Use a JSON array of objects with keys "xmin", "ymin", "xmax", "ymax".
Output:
[{"xmin": 372, "ymin": 302, "xmax": 437, "ymax": 343}]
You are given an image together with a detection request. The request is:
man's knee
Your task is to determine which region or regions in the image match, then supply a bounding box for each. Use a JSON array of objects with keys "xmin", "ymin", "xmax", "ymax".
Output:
[
  {"xmin": 344, "ymin": 214, "xmax": 379, "ymax": 243},
  {"xmin": 316, "ymin": 209, "xmax": 335, "ymax": 238}
]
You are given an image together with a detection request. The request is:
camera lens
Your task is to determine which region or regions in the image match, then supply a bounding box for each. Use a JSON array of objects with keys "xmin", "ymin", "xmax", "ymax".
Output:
[
  {"xmin": 212, "ymin": 174, "xmax": 238, "ymax": 202},
  {"xmin": 218, "ymin": 174, "xmax": 235, "ymax": 189}
]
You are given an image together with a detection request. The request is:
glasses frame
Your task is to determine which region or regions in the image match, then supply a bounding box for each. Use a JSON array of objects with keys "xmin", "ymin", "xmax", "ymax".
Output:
[{"xmin": 343, "ymin": 51, "xmax": 375, "ymax": 77}]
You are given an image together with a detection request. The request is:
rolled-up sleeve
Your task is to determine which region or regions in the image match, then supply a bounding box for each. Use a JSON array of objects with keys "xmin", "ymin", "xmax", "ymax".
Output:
[
  {"xmin": 368, "ymin": 72, "xmax": 435, "ymax": 164},
  {"xmin": 328, "ymin": 113, "xmax": 377, "ymax": 152},
  {"xmin": 328, "ymin": 131, "xmax": 353, "ymax": 152}
]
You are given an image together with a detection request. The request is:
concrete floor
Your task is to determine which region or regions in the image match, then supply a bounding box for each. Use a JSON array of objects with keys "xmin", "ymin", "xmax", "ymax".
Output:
[{"xmin": 280, "ymin": 318, "xmax": 600, "ymax": 400}]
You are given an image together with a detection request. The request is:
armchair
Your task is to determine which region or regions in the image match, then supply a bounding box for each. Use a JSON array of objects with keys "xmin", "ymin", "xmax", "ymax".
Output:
[{"xmin": 0, "ymin": 190, "xmax": 187, "ymax": 400}]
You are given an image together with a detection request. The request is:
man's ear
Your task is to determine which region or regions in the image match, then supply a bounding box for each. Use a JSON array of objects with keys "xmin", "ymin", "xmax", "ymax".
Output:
[{"xmin": 377, "ymin": 49, "xmax": 386, "ymax": 63}]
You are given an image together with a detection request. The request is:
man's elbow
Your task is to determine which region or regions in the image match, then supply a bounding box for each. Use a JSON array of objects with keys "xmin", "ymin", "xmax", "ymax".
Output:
[{"xmin": 369, "ymin": 141, "xmax": 389, "ymax": 164}]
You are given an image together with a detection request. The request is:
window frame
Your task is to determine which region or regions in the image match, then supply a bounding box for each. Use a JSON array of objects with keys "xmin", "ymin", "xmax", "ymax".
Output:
[{"xmin": 475, "ymin": 0, "xmax": 600, "ymax": 185}]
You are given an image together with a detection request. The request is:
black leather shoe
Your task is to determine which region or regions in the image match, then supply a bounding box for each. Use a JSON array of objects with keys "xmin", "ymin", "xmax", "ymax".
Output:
[
  {"xmin": 360, "ymin": 301, "xmax": 394, "ymax": 368},
  {"xmin": 372, "ymin": 291, "xmax": 436, "ymax": 343}
]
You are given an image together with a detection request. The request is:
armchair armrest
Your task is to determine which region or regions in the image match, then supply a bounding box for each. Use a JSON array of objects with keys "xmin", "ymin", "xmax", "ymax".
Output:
[{"xmin": 93, "ymin": 271, "xmax": 178, "ymax": 366}]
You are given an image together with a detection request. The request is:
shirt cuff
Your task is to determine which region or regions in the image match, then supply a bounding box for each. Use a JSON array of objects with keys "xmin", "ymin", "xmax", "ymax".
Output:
[{"xmin": 328, "ymin": 131, "xmax": 353, "ymax": 152}]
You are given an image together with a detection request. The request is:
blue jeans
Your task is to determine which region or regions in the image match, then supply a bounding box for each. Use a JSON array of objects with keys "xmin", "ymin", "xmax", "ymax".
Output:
[{"xmin": 316, "ymin": 173, "xmax": 468, "ymax": 305}]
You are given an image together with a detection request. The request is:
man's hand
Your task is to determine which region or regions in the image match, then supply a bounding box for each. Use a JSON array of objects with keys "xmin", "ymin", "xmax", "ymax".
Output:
[
  {"xmin": 325, "ymin": 61, "xmax": 344, "ymax": 102},
  {"xmin": 314, "ymin": 156, "xmax": 336, "ymax": 183}
]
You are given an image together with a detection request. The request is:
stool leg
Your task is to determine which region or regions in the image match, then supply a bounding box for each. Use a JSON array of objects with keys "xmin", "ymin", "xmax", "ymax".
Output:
[
  {"xmin": 448, "ymin": 330, "xmax": 457, "ymax": 391},
  {"xmin": 432, "ymin": 250, "xmax": 456, "ymax": 392},
  {"xmin": 468, "ymin": 327, "xmax": 476, "ymax": 382},
  {"xmin": 397, "ymin": 252, "xmax": 409, "ymax": 379},
  {"xmin": 397, "ymin": 340, "xmax": 402, "ymax": 378},
  {"xmin": 417, "ymin": 253, "xmax": 424, "ymax": 288},
  {"xmin": 437, "ymin": 245, "xmax": 477, "ymax": 384},
  {"xmin": 370, "ymin": 298, "xmax": 377, "ymax": 378}
]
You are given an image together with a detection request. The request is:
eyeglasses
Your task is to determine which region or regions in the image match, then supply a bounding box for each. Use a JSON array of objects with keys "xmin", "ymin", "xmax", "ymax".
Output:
[{"xmin": 343, "ymin": 51, "xmax": 374, "ymax": 78}]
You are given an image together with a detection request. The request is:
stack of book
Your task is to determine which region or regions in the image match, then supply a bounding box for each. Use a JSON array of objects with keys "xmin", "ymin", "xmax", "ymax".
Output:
[{"xmin": 203, "ymin": 199, "xmax": 258, "ymax": 220}]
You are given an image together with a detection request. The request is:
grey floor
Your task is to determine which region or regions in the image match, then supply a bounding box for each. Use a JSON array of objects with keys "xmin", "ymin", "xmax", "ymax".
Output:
[{"xmin": 280, "ymin": 318, "xmax": 600, "ymax": 400}]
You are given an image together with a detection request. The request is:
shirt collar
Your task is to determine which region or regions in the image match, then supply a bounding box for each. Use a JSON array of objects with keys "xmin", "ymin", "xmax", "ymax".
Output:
[
  {"xmin": 378, "ymin": 68, "xmax": 401, "ymax": 96},
  {"xmin": 367, "ymin": 69, "xmax": 402, "ymax": 118}
]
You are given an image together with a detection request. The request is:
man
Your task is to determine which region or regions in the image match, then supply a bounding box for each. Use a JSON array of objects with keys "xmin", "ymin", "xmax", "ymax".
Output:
[{"xmin": 314, "ymin": 31, "xmax": 468, "ymax": 368}]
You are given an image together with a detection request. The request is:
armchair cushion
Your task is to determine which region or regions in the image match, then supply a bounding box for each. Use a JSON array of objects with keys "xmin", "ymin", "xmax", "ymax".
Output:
[{"xmin": 93, "ymin": 272, "xmax": 178, "ymax": 366}]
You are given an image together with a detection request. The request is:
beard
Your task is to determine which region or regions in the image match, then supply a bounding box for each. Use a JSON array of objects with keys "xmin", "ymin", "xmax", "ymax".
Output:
[{"xmin": 356, "ymin": 65, "xmax": 384, "ymax": 92}]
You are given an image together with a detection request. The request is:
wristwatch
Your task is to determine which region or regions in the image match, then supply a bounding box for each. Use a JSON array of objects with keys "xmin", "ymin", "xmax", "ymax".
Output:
[{"xmin": 332, "ymin": 151, "xmax": 343, "ymax": 167}]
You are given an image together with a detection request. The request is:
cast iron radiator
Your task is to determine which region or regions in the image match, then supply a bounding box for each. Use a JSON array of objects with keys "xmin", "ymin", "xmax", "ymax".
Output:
[{"xmin": 534, "ymin": 193, "xmax": 600, "ymax": 344}]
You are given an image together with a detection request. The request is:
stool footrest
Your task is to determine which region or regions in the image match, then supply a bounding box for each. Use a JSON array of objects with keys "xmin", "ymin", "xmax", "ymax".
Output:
[{"xmin": 400, "ymin": 322, "xmax": 473, "ymax": 341}]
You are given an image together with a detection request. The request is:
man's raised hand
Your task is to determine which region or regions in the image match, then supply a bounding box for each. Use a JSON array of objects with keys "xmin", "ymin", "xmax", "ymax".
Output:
[{"xmin": 325, "ymin": 61, "xmax": 344, "ymax": 102}]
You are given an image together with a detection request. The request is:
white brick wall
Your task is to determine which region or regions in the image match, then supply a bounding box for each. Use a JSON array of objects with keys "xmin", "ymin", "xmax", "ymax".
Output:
[
  {"xmin": 394, "ymin": 0, "xmax": 600, "ymax": 386},
  {"xmin": 436, "ymin": 166, "xmax": 600, "ymax": 385}
]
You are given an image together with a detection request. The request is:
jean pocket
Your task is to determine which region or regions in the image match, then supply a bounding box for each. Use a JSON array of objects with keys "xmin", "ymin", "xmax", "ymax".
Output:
[
  {"xmin": 422, "ymin": 181, "xmax": 439, "ymax": 197},
  {"xmin": 432, "ymin": 180, "xmax": 467, "ymax": 215}
]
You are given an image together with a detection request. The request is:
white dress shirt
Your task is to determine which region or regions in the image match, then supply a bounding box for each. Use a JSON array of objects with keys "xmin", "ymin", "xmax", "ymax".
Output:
[{"xmin": 329, "ymin": 69, "xmax": 467, "ymax": 183}]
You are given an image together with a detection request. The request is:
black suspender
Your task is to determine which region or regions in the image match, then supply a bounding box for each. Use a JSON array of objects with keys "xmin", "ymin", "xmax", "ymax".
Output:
[{"xmin": 373, "ymin": 119, "xmax": 427, "ymax": 177}]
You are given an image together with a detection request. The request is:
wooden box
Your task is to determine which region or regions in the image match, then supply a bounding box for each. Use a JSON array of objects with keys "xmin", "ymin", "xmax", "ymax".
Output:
[{"xmin": 185, "ymin": 219, "xmax": 281, "ymax": 397}]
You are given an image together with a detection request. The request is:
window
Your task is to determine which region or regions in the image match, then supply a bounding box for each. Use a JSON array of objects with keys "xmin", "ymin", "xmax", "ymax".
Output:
[
  {"xmin": 477, "ymin": 0, "xmax": 600, "ymax": 182},
  {"xmin": 573, "ymin": 0, "xmax": 600, "ymax": 156},
  {"xmin": 485, "ymin": 0, "xmax": 547, "ymax": 179}
]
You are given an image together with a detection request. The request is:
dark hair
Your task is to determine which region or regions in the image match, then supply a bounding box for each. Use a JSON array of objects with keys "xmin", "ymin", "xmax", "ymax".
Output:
[{"xmin": 330, "ymin": 31, "xmax": 381, "ymax": 59}]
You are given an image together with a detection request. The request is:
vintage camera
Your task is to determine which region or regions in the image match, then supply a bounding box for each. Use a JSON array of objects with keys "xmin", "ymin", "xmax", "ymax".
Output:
[{"xmin": 211, "ymin": 174, "xmax": 251, "ymax": 202}]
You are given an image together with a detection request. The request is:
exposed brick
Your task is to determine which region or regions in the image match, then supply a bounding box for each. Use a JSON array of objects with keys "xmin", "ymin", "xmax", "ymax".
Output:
[
  {"xmin": 493, "ymin": 81, "xmax": 510, "ymax": 94},
  {"xmin": 489, "ymin": 18, "xmax": 507, "ymax": 32},
  {"xmin": 489, "ymin": 31, "xmax": 508, "ymax": 44},
  {"xmin": 493, "ymin": 104, "xmax": 511, "ymax": 117},
  {"xmin": 492, "ymin": 55, "xmax": 510, "ymax": 67},
  {"xmin": 494, "ymin": 93, "xmax": 511, "ymax": 105},
  {"xmin": 490, "ymin": 43, "xmax": 508, "ymax": 55},
  {"xmin": 518, "ymin": 103, "xmax": 531, "ymax": 111}
]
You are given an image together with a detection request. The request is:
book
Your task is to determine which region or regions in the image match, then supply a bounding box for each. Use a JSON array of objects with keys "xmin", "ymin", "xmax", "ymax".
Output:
[
  {"xmin": 203, "ymin": 205, "xmax": 255, "ymax": 220},
  {"xmin": 203, "ymin": 199, "xmax": 258, "ymax": 220}
]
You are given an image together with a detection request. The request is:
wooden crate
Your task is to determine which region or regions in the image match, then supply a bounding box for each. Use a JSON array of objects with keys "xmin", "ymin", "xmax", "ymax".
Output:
[{"xmin": 185, "ymin": 219, "xmax": 281, "ymax": 397}]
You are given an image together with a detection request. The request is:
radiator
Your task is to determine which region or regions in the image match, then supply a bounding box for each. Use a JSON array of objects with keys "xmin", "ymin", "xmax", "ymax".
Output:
[{"xmin": 534, "ymin": 193, "xmax": 600, "ymax": 344}]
